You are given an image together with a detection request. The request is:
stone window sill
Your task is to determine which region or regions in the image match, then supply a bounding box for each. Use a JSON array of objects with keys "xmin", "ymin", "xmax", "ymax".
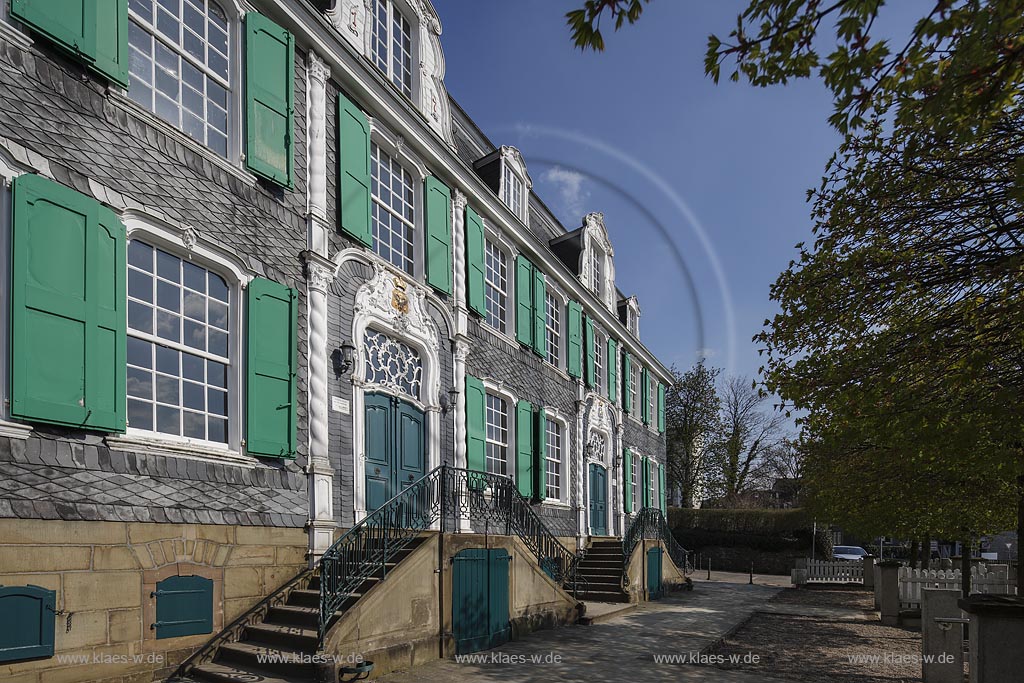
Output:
[{"xmin": 105, "ymin": 434, "xmax": 258, "ymax": 469}]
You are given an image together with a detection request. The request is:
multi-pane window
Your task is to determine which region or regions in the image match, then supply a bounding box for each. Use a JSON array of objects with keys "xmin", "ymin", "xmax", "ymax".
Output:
[
  {"xmin": 649, "ymin": 462, "xmax": 658, "ymax": 508},
  {"xmin": 484, "ymin": 240, "xmax": 508, "ymax": 332},
  {"xmin": 590, "ymin": 247, "xmax": 604, "ymax": 298},
  {"xmin": 630, "ymin": 363, "xmax": 640, "ymax": 415},
  {"xmin": 631, "ymin": 453, "xmax": 640, "ymax": 512},
  {"xmin": 649, "ymin": 375, "xmax": 657, "ymax": 426},
  {"xmin": 544, "ymin": 291, "xmax": 560, "ymax": 367},
  {"xmin": 371, "ymin": 143, "xmax": 415, "ymax": 274},
  {"xmin": 593, "ymin": 330, "xmax": 605, "ymax": 394},
  {"xmin": 371, "ymin": 0, "xmax": 412, "ymax": 98},
  {"xmin": 485, "ymin": 394, "xmax": 509, "ymax": 476},
  {"xmin": 128, "ymin": 0, "xmax": 230, "ymax": 157},
  {"xmin": 501, "ymin": 164, "xmax": 523, "ymax": 218},
  {"xmin": 545, "ymin": 419, "xmax": 562, "ymax": 500},
  {"xmin": 127, "ymin": 240, "xmax": 230, "ymax": 444}
]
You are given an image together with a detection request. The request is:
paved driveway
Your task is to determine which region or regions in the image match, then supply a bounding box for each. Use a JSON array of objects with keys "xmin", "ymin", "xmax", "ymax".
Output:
[{"xmin": 377, "ymin": 579, "xmax": 785, "ymax": 683}]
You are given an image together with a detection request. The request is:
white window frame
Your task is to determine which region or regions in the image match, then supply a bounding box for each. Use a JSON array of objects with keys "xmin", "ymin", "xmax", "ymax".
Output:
[
  {"xmin": 593, "ymin": 327, "xmax": 606, "ymax": 395},
  {"xmin": 370, "ymin": 141, "xmax": 417, "ymax": 275},
  {"xmin": 543, "ymin": 412, "xmax": 569, "ymax": 505},
  {"xmin": 649, "ymin": 374, "xmax": 658, "ymax": 431},
  {"xmin": 630, "ymin": 362, "xmax": 641, "ymax": 422},
  {"xmin": 498, "ymin": 147, "xmax": 531, "ymax": 224},
  {"xmin": 501, "ymin": 162, "xmax": 524, "ymax": 219},
  {"xmin": 116, "ymin": 214, "xmax": 251, "ymax": 461},
  {"xmin": 590, "ymin": 246, "xmax": 604, "ymax": 299},
  {"xmin": 650, "ymin": 460, "xmax": 659, "ymax": 508},
  {"xmin": 631, "ymin": 452, "xmax": 641, "ymax": 512},
  {"xmin": 484, "ymin": 237, "xmax": 510, "ymax": 334},
  {"xmin": 367, "ymin": 121, "xmax": 427, "ymax": 281},
  {"xmin": 544, "ymin": 288, "xmax": 562, "ymax": 368},
  {"xmin": 370, "ymin": 0, "xmax": 415, "ymax": 99},
  {"xmin": 485, "ymin": 392, "xmax": 511, "ymax": 477},
  {"xmin": 125, "ymin": 0, "xmax": 242, "ymax": 163}
]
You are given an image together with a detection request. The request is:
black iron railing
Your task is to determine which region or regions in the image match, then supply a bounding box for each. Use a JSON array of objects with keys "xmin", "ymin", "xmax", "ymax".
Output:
[
  {"xmin": 318, "ymin": 465, "xmax": 584, "ymax": 646},
  {"xmin": 623, "ymin": 507, "xmax": 690, "ymax": 577}
]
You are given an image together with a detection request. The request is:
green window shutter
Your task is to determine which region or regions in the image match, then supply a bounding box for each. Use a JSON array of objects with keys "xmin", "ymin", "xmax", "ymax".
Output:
[
  {"xmin": 465, "ymin": 374, "xmax": 486, "ymax": 472},
  {"xmin": 10, "ymin": 174, "xmax": 126, "ymax": 433},
  {"xmin": 424, "ymin": 176, "xmax": 453, "ymax": 295},
  {"xmin": 566, "ymin": 300, "xmax": 582, "ymax": 378},
  {"xmin": 531, "ymin": 266, "xmax": 546, "ymax": 357},
  {"xmin": 153, "ymin": 575, "xmax": 213, "ymax": 639},
  {"xmin": 623, "ymin": 352, "xmax": 633, "ymax": 413},
  {"xmin": 0, "ymin": 585, "xmax": 56, "ymax": 662},
  {"xmin": 465, "ymin": 205, "xmax": 486, "ymax": 317},
  {"xmin": 606, "ymin": 337, "xmax": 617, "ymax": 402},
  {"xmin": 514, "ymin": 255, "xmax": 533, "ymax": 347},
  {"xmin": 337, "ymin": 91, "xmax": 372, "ymax": 246},
  {"xmin": 92, "ymin": 0, "xmax": 128, "ymax": 87},
  {"xmin": 659, "ymin": 463, "xmax": 667, "ymax": 513},
  {"xmin": 584, "ymin": 316, "xmax": 595, "ymax": 388},
  {"xmin": 658, "ymin": 382, "xmax": 666, "ymax": 433},
  {"xmin": 535, "ymin": 407, "xmax": 547, "ymax": 500},
  {"xmin": 641, "ymin": 367, "xmax": 650, "ymax": 425},
  {"xmin": 245, "ymin": 12, "xmax": 294, "ymax": 187},
  {"xmin": 623, "ymin": 447, "xmax": 632, "ymax": 512},
  {"xmin": 515, "ymin": 400, "xmax": 534, "ymax": 499},
  {"xmin": 246, "ymin": 278, "xmax": 298, "ymax": 458},
  {"xmin": 11, "ymin": 0, "xmax": 91, "ymax": 59}
]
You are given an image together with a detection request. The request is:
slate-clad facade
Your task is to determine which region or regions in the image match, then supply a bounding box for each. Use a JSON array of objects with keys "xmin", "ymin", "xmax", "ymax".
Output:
[{"xmin": 0, "ymin": 0, "xmax": 671, "ymax": 680}]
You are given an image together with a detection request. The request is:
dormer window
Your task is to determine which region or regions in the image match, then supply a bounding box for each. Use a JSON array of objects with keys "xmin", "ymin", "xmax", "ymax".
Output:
[
  {"xmin": 371, "ymin": 0, "xmax": 413, "ymax": 98},
  {"xmin": 624, "ymin": 296, "xmax": 641, "ymax": 337},
  {"xmin": 590, "ymin": 246, "xmax": 604, "ymax": 299},
  {"xmin": 581, "ymin": 213, "xmax": 615, "ymax": 312},
  {"xmin": 501, "ymin": 162, "xmax": 524, "ymax": 218}
]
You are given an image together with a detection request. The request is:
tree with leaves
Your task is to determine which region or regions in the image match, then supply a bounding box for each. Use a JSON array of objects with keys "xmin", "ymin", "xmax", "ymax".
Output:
[{"xmin": 664, "ymin": 363, "xmax": 721, "ymax": 508}]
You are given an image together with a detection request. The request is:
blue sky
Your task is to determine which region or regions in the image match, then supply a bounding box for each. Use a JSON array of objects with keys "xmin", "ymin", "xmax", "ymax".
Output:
[{"xmin": 432, "ymin": 0, "xmax": 926, "ymax": 385}]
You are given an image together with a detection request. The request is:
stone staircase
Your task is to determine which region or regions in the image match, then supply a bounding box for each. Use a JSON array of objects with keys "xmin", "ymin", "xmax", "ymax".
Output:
[
  {"xmin": 183, "ymin": 537, "xmax": 427, "ymax": 683},
  {"xmin": 575, "ymin": 537, "xmax": 629, "ymax": 603}
]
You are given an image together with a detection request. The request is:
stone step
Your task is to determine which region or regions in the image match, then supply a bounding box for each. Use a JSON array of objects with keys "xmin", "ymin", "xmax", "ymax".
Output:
[
  {"xmin": 217, "ymin": 642, "xmax": 317, "ymax": 678},
  {"xmin": 190, "ymin": 662, "xmax": 314, "ymax": 683},
  {"xmin": 578, "ymin": 559, "xmax": 622, "ymax": 570},
  {"xmin": 265, "ymin": 604, "xmax": 322, "ymax": 629},
  {"xmin": 244, "ymin": 622, "xmax": 319, "ymax": 652},
  {"xmin": 579, "ymin": 589, "xmax": 630, "ymax": 603}
]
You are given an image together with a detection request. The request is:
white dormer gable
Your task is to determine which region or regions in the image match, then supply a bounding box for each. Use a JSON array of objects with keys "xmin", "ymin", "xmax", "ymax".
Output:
[
  {"xmin": 624, "ymin": 295, "xmax": 641, "ymax": 338},
  {"xmin": 328, "ymin": 0, "xmax": 454, "ymax": 147},
  {"xmin": 581, "ymin": 212, "xmax": 615, "ymax": 312}
]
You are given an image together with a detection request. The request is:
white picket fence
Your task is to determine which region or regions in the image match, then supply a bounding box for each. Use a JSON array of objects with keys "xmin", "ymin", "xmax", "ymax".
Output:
[
  {"xmin": 899, "ymin": 565, "xmax": 1015, "ymax": 607},
  {"xmin": 806, "ymin": 559, "xmax": 864, "ymax": 583}
]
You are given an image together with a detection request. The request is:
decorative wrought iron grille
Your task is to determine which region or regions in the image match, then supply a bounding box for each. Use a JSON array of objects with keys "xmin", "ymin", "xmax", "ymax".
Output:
[{"xmin": 363, "ymin": 329, "xmax": 422, "ymax": 398}]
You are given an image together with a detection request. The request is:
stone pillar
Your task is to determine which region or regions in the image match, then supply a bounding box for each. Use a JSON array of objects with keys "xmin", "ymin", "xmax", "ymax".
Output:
[
  {"xmin": 791, "ymin": 568, "xmax": 808, "ymax": 586},
  {"xmin": 451, "ymin": 190, "xmax": 468, "ymax": 337},
  {"xmin": 304, "ymin": 255, "xmax": 337, "ymax": 562},
  {"xmin": 921, "ymin": 588, "xmax": 963, "ymax": 683},
  {"xmin": 453, "ymin": 338, "xmax": 470, "ymax": 532},
  {"xmin": 958, "ymin": 595, "xmax": 1024, "ymax": 683},
  {"xmin": 879, "ymin": 563, "xmax": 901, "ymax": 625},
  {"xmin": 305, "ymin": 52, "xmax": 330, "ymax": 256},
  {"xmin": 863, "ymin": 556, "xmax": 875, "ymax": 589},
  {"xmin": 874, "ymin": 563, "xmax": 882, "ymax": 609}
]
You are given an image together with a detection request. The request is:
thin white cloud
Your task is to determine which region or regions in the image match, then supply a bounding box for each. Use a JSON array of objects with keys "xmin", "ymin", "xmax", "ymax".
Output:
[{"xmin": 541, "ymin": 166, "xmax": 590, "ymax": 219}]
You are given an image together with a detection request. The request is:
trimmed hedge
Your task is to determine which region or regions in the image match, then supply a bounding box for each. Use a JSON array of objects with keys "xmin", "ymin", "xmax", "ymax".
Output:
[{"xmin": 670, "ymin": 507, "xmax": 832, "ymax": 565}]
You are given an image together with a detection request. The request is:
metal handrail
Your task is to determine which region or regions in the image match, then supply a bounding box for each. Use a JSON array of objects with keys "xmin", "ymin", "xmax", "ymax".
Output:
[
  {"xmin": 317, "ymin": 465, "xmax": 585, "ymax": 647},
  {"xmin": 623, "ymin": 507, "xmax": 690, "ymax": 577}
]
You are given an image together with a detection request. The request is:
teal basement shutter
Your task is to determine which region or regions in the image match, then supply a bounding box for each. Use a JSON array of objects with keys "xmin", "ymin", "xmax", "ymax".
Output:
[
  {"xmin": 245, "ymin": 12, "xmax": 294, "ymax": 187},
  {"xmin": 0, "ymin": 585, "xmax": 56, "ymax": 662},
  {"xmin": 584, "ymin": 316, "xmax": 595, "ymax": 388},
  {"xmin": 535, "ymin": 407, "xmax": 547, "ymax": 500},
  {"xmin": 641, "ymin": 367, "xmax": 650, "ymax": 425},
  {"xmin": 531, "ymin": 266, "xmax": 546, "ymax": 358},
  {"xmin": 658, "ymin": 382, "xmax": 666, "ymax": 433},
  {"xmin": 623, "ymin": 352, "xmax": 633, "ymax": 413},
  {"xmin": 152, "ymin": 575, "xmax": 213, "ymax": 639},
  {"xmin": 11, "ymin": 0, "xmax": 127, "ymax": 86},
  {"xmin": 424, "ymin": 176, "xmax": 453, "ymax": 295},
  {"xmin": 623, "ymin": 447, "xmax": 632, "ymax": 512},
  {"xmin": 465, "ymin": 205, "xmax": 486, "ymax": 317},
  {"xmin": 514, "ymin": 255, "xmax": 533, "ymax": 347},
  {"xmin": 515, "ymin": 400, "xmax": 534, "ymax": 499},
  {"xmin": 10, "ymin": 174, "xmax": 126, "ymax": 433},
  {"xmin": 606, "ymin": 337, "xmax": 617, "ymax": 402},
  {"xmin": 566, "ymin": 300, "xmax": 582, "ymax": 379},
  {"xmin": 465, "ymin": 374, "xmax": 486, "ymax": 472},
  {"xmin": 337, "ymin": 91, "xmax": 372, "ymax": 246},
  {"xmin": 246, "ymin": 278, "xmax": 298, "ymax": 458}
]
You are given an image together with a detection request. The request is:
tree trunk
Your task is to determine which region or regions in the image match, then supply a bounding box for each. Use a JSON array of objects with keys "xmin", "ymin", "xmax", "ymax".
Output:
[
  {"xmin": 921, "ymin": 535, "xmax": 931, "ymax": 570},
  {"xmin": 909, "ymin": 539, "xmax": 920, "ymax": 569},
  {"xmin": 960, "ymin": 539, "xmax": 971, "ymax": 599}
]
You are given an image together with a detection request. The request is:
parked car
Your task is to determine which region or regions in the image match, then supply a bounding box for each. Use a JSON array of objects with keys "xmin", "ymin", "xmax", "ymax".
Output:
[{"xmin": 833, "ymin": 545, "xmax": 870, "ymax": 561}]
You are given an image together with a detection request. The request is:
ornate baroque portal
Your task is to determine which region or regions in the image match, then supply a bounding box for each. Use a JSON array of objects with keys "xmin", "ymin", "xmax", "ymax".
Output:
[
  {"xmin": 585, "ymin": 397, "xmax": 616, "ymax": 536},
  {"xmin": 350, "ymin": 262, "xmax": 442, "ymax": 522}
]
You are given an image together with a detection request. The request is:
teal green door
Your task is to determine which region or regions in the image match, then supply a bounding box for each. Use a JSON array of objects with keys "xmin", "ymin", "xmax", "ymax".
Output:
[
  {"xmin": 647, "ymin": 546, "xmax": 663, "ymax": 600},
  {"xmin": 452, "ymin": 548, "xmax": 511, "ymax": 654},
  {"xmin": 364, "ymin": 393, "xmax": 426, "ymax": 513},
  {"xmin": 589, "ymin": 463, "xmax": 607, "ymax": 536}
]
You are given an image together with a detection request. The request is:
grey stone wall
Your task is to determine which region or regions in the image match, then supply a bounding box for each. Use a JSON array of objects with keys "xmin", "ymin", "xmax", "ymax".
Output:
[{"xmin": 0, "ymin": 35, "xmax": 310, "ymax": 525}]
